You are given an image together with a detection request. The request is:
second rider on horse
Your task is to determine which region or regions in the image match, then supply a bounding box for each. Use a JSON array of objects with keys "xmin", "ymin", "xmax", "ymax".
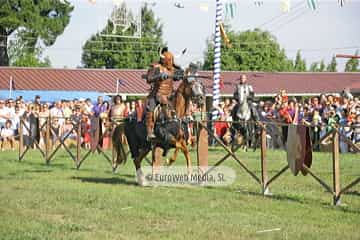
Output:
[{"xmin": 233, "ymin": 74, "xmax": 258, "ymax": 120}]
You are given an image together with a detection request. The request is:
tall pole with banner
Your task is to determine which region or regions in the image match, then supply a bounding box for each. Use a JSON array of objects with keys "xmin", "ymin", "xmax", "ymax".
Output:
[
  {"xmin": 198, "ymin": 0, "xmax": 223, "ymax": 173},
  {"xmin": 212, "ymin": 0, "xmax": 223, "ymax": 120}
]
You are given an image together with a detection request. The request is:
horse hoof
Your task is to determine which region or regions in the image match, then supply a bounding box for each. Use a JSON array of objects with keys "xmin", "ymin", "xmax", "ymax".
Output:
[{"xmin": 136, "ymin": 172, "xmax": 148, "ymax": 187}]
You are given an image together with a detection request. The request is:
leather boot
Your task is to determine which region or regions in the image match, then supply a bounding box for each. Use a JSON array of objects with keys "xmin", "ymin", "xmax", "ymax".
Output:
[{"xmin": 146, "ymin": 112, "xmax": 156, "ymax": 139}]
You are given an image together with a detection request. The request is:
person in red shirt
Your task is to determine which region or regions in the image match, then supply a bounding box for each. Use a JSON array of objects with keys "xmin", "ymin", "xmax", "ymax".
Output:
[{"xmin": 214, "ymin": 113, "xmax": 230, "ymax": 144}]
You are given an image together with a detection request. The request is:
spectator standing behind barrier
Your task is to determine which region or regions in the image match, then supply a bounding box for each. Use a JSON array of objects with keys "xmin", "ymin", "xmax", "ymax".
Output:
[
  {"xmin": 50, "ymin": 101, "xmax": 65, "ymax": 125},
  {"xmin": 278, "ymin": 101, "xmax": 292, "ymax": 146},
  {"xmin": 0, "ymin": 99, "xmax": 11, "ymax": 129},
  {"xmin": 84, "ymin": 98, "xmax": 93, "ymax": 116},
  {"xmin": 353, "ymin": 114, "xmax": 360, "ymax": 147},
  {"xmin": 28, "ymin": 104, "xmax": 40, "ymax": 148},
  {"xmin": 214, "ymin": 113, "xmax": 230, "ymax": 145},
  {"xmin": 62, "ymin": 100, "xmax": 72, "ymax": 119},
  {"xmin": 38, "ymin": 103, "xmax": 50, "ymax": 148},
  {"xmin": 311, "ymin": 109, "xmax": 322, "ymax": 151},
  {"xmin": 50, "ymin": 118, "xmax": 62, "ymax": 149},
  {"xmin": 1, "ymin": 120, "xmax": 15, "ymax": 151},
  {"xmin": 22, "ymin": 113, "xmax": 31, "ymax": 147},
  {"xmin": 6, "ymin": 99, "xmax": 15, "ymax": 115},
  {"xmin": 16, "ymin": 98, "xmax": 26, "ymax": 116},
  {"xmin": 11, "ymin": 105, "xmax": 21, "ymax": 134},
  {"xmin": 62, "ymin": 118, "xmax": 77, "ymax": 147},
  {"xmin": 81, "ymin": 115, "xmax": 91, "ymax": 149},
  {"xmin": 92, "ymin": 96, "xmax": 107, "ymax": 117},
  {"xmin": 34, "ymin": 95, "xmax": 41, "ymax": 108}
]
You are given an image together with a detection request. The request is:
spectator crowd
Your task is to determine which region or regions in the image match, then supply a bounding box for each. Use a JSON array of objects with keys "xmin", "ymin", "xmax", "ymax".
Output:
[
  {"xmin": 0, "ymin": 95, "xmax": 143, "ymax": 151},
  {"xmin": 191, "ymin": 89, "xmax": 360, "ymax": 153},
  {"xmin": 0, "ymin": 90, "xmax": 359, "ymax": 153}
]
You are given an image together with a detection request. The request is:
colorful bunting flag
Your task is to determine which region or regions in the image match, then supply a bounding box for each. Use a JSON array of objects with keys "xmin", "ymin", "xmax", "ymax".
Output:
[
  {"xmin": 338, "ymin": 0, "xmax": 345, "ymax": 7},
  {"xmin": 219, "ymin": 22, "xmax": 231, "ymax": 48},
  {"xmin": 224, "ymin": 2, "xmax": 237, "ymax": 19},
  {"xmin": 307, "ymin": 0, "xmax": 317, "ymax": 11}
]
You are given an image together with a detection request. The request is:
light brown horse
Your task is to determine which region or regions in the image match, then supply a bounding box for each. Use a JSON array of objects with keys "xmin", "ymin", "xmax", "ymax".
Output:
[{"xmin": 113, "ymin": 64, "xmax": 206, "ymax": 185}]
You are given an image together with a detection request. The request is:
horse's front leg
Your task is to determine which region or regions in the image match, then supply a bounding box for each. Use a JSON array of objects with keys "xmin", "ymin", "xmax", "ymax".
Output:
[
  {"xmin": 134, "ymin": 149, "xmax": 150, "ymax": 186},
  {"xmin": 166, "ymin": 147, "xmax": 179, "ymax": 166},
  {"xmin": 152, "ymin": 146, "xmax": 163, "ymax": 176},
  {"xmin": 179, "ymin": 139, "xmax": 192, "ymax": 176}
]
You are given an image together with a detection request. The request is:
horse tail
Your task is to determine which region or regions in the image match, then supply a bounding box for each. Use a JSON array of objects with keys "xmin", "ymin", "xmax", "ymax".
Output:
[{"xmin": 112, "ymin": 124, "xmax": 127, "ymax": 165}]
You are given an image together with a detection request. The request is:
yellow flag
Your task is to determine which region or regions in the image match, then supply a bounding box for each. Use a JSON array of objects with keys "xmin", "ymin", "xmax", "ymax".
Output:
[{"xmin": 219, "ymin": 22, "xmax": 232, "ymax": 48}]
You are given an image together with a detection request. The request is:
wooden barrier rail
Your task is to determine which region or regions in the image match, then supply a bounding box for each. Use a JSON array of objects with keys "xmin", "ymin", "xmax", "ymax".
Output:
[
  {"xmin": 16, "ymin": 116, "xmax": 359, "ymax": 205},
  {"xmin": 18, "ymin": 116, "xmax": 120, "ymax": 170},
  {"xmin": 198, "ymin": 120, "xmax": 359, "ymax": 205}
]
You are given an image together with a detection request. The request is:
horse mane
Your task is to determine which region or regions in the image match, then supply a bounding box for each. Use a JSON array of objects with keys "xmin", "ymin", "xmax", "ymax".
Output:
[{"xmin": 174, "ymin": 80, "xmax": 191, "ymax": 118}]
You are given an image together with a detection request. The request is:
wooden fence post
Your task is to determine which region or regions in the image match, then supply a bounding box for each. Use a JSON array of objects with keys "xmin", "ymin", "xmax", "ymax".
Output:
[
  {"xmin": 197, "ymin": 106, "xmax": 208, "ymax": 174},
  {"xmin": 260, "ymin": 125, "xmax": 270, "ymax": 195},
  {"xmin": 76, "ymin": 120, "xmax": 82, "ymax": 168},
  {"xmin": 18, "ymin": 118, "xmax": 24, "ymax": 161},
  {"xmin": 45, "ymin": 117, "xmax": 51, "ymax": 164},
  {"xmin": 332, "ymin": 130, "xmax": 341, "ymax": 205}
]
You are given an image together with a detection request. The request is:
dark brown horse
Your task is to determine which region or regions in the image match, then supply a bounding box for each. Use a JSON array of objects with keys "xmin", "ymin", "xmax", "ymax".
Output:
[{"xmin": 113, "ymin": 64, "xmax": 206, "ymax": 185}]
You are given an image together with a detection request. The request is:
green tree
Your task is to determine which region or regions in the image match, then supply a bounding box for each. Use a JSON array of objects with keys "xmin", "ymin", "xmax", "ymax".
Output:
[
  {"xmin": 82, "ymin": 3, "xmax": 164, "ymax": 69},
  {"xmin": 8, "ymin": 33, "xmax": 51, "ymax": 67},
  {"xmin": 203, "ymin": 28, "xmax": 293, "ymax": 71},
  {"xmin": 326, "ymin": 56, "xmax": 337, "ymax": 72},
  {"xmin": 309, "ymin": 60, "xmax": 326, "ymax": 72},
  {"xmin": 0, "ymin": 0, "xmax": 73, "ymax": 66},
  {"xmin": 318, "ymin": 60, "xmax": 325, "ymax": 72},
  {"xmin": 344, "ymin": 50, "xmax": 360, "ymax": 72},
  {"xmin": 310, "ymin": 62, "xmax": 319, "ymax": 72},
  {"xmin": 293, "ymin": 50, "xmax": 306, "ymax": 72}
]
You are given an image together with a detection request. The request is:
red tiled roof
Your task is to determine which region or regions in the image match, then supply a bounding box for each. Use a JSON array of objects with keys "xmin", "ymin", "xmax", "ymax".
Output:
[{"xmin": 0, "ymin": 67, "xmax": 359, "ymax": 96}]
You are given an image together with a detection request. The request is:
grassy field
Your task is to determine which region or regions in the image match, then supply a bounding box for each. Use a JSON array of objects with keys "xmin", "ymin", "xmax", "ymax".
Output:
[{"xmin": 0, "ymin": 147, "xmax": 359, "ymax": 240}]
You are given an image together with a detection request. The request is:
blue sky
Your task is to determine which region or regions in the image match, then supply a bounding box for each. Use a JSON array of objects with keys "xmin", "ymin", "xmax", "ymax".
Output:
[{"xmin": 43, "ymin": 0, "xmax": 360, "ymax": 71}]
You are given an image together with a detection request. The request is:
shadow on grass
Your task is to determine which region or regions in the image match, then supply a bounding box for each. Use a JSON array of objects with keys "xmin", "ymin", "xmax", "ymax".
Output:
[
  {"xmin": 20, "ymin": 160, "xmax": 67, "ymax": 168},
  {"xmin": 71, "ymin": 176, "xmax": 138, "ymax": 186},
  {"xmin": 344, "ymin": 190, "xmax": 360, "ymax": 196},
  {"xmin": 23, "ymin": 169, "xmax": 53, "ymax": 173},
  {"xmin": 234, "ymin": 189, "xmax": 309, "ymax": 204}
]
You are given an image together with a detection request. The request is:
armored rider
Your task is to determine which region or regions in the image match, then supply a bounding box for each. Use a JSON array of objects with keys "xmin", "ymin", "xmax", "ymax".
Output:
[{"xmin": 145, "ymin": 47, "xmax": 183, "ymax": 139}]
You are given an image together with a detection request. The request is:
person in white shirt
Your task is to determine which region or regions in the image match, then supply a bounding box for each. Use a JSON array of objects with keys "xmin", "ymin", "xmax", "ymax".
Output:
[
  {"xmin": 50, "ymin": 101, "xmax": 65, "ymax": 125},
  {"xmin": 1, "ymin": 120, "xmax": 15, "ymax": 151},
  {"xmin": 10, "ymin": 106, "xmax": 21, "ymax": 131},
  {"xmin": 84, "ymin": 98, "xmax": 93, "ymax": 116},
  {"xmin": 0, "ymin": 99, "xmax": 11, "ymax": 129}
]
